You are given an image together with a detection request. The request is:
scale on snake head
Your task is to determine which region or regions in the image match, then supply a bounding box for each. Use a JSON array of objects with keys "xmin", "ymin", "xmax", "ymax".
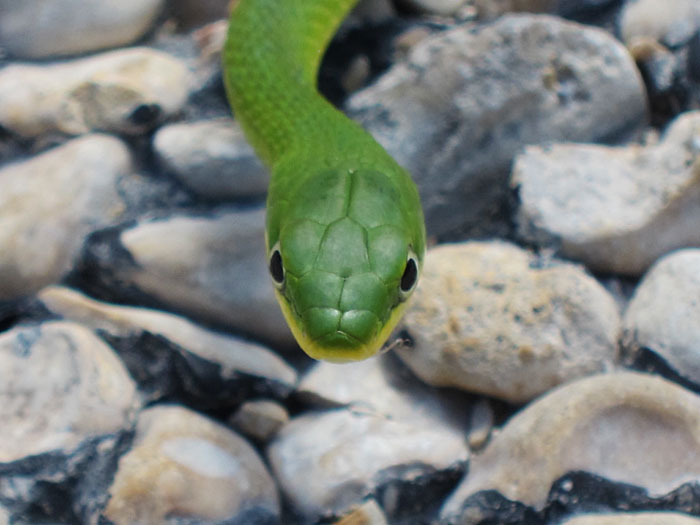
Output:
[{"xmin": 223, "ymin": 0, "xmax": 426, "ymax": 361}]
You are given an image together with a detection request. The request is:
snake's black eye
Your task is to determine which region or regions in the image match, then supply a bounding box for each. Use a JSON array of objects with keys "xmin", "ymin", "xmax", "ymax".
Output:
[
  {"xmin": 269, "ymin": 247, "xmax": 284, "ymax": 287},
  {"xmin": 399, "ymin": 255, "xmax": 418, "ymax": 296}
]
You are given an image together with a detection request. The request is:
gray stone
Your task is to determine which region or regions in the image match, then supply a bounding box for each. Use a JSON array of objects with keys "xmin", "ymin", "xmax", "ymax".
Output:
[
  {"xmin": 115, "ymin": 209, "xmax": 294, "ymax": 348},
  {"xmin": 620, "ymin": 0, "xmax": 700, "ymax": 48},
  {"xmin": 168, "ymin": 0, "xmax": 230, "ymax": 30},
  {"xmin": 0, "ymin": 48, "xmax": 190, "ymax": 138},
  {"xmin": 153, "ymin": 119, "xmax": 269, "ymax": 200},
  {"xmin": 401, "ymin": 0, "xmax": 470, "ymax": 16},
  {"xmin": 397, "ymin": 242, "xmax": 620, "ymax": 403},
  {"xmin": 0, "ymin": 134, "xmax": 130, "ymax": 300},
  {"xmin": 623, "ymin": 249, "xmax": 700, "ymax": 385},
  {"xmin": 0, "ymin": 321, "xmax": 139, "ymax": 462},
  {"xmin": 440, "ymin": 372, "xmax": 700, "ymax": 519},
  {"xmin": 475, "ymin": 0, "xmax": 556, "ymax": 19},
  {"xmin": 230, "ymin": 400, "xmax": 290, "ymax": 442},
  {"xmin": 268, "ymin": 408, "xmax": 469, "ymax": 519},
  {"xmin": 38, "ymin": 286, "xmax": 297, "ymax": 401},
  {"xmin": 0, "ymin": 0, "xmax": 164, "ymax": 59},
  {"xmin": 105, "ymin": 405, "xmax": 279, "ymax": 524},
  {"xmin": 347, "ymin": 14, "xmax": 647, "ymax": 236},
  {"xmin": 513, "ymin": 111, "xmax": 700, "ymax": 275},
  {"xmin": 561, "ymin": 512, "xmax": 700, "ymax": 525}
]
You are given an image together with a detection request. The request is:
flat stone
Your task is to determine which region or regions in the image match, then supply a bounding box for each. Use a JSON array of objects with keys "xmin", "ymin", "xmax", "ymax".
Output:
[
  {"xmin": 513, "ymin": 111, "xmax": 700, "ymax": 275},
  {"xmin": 623, "ymin": 249, "xmax": 700, "ymax": 385},
  {"xmin": 0, "ymin": 321, "xmax": 139, "ymax": 462},
  {"xmin": 105, "ymin": 405, "xmax": 279, "ymax": 524},
  {"xmin": 397, "ymin": 242, "xmax": 619, "ymax": 403},
  {"xmin": 0, "ymin": 134, "xmax": 129, "ymax": 300},
  {"xmin": 114, "ymin": 208, "xmax": 294, "ymax": 348},
  {"xmin": 561, "ymin": 512, "xmax": 700, "ymax": 525},
  {"xmin": 153, "ymin": 119, "xmax": 269, "ymax": 200},
  {"xmin": 440, "ymin": 372, "xmax": 700, "ymax": 520},
  {"xmin": 0, "ymin": 47, "xmax": 190, "ymax": 138},
  {"xmin": 0, "ymin": 0, "xmax": 164, "ymax": 59},
  {"xmin": 268, "ymin": 408, "xmax": 469, "ymax": 519},
  {"xmin": 348, "ymin": 14, "xmax": 647, "ymax": 236},
  {"xmin": 620, "ymin": 0, "xmax": 700, "ymax": 48},
  {"xmin": 38, "ymin": 286, "xmax": 297, "ymax": 405}
]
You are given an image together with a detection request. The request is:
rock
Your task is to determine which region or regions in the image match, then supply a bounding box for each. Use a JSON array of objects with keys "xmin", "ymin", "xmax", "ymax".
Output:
[
  {"xmin": 0, "ymin": 134, "xmax": 129, "ymax": 300},
  {"xmin": 104, "ymin": 405, "xmax": 279, "ymax": 525},
  {"xmin": 397, "ymin": 242, "xmax": 620, "ymax": 403},
  {"xmin": 333, "ymin": 499, "xmax": 388, "ymax": 525},
  {"xmin": 38, "ymin": 286, "xmax": 297, "ymax": 408},
  {"xmin": 620, "ymin": 0, "xmax": 700, "ymax": 48},
  {"xmin": 400, "ymin": 0, "xmax": 470, "ymax": 16},
  {"xmin": 230, "ymin": 400, "xmax": 290, "ymax": 442},
  {"xmin": 513, "ymin": 111, "xmax": 700, "ymax": 275},
  {"xmin": 153, "ymin": 119, "xmax": 269, "ymax": 200},
  {"xmin": 0, "ymin": 48, "xmax": 190, "ymax": 138},
  {"xmin": 561, "ymin": 512, "xmax": 700, "ymax": 525},
  {"xmin": 268, "ymin": 408, "xmax": 468, "ymax": 520},
  {"xmin": 104, "ymin": 208, "xmax": 294, "ymax": 348},
  {"xmin": 623, "ymin": 249, "xmax": 700, "ymax": 386},
  {"xmin": 0, "ymin": 0, "xmax": 164, "ymax": 59},
  {"xmin": 0, "ymin": 321, "xmax": 139, "ymax": 522},
  {"xmin": 440, "ymin": 372, "xmax": 700, "ymax": 521},
  {"xmin": 298, "ymin": 352, "xmax": 471, "ymax": 432},
  {"xmin": 466, "ymin": 398, "xmax": 494, "ymax": 450},
  {"xmin": 475, "ymin": 0, "xmax": 556, "ymax": 19},
  {"xmin": 348, "ymin": 14, "xmax": 647, "ymax": 236},
  {"xmin": 168, "ymin": 0, "xmax": 230, "ymax": 30}
]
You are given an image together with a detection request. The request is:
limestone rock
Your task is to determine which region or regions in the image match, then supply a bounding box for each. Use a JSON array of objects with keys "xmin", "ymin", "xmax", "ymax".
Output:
[
  {"xmin": 348, "ymin": 14, "xmax": 647, "ymax": 235},
  {"xmin": 0, "ymin": 134, "xmax": 129, "ymax": 300},
  {"xmin": 513, "ymin": 111, "xmax": 700, "ymax": 275},
  {"xmin": 397, "ymin": 242, "xmax": 620, "ymax": 403},
  {"xmin": 440, "ymin": 372, "xmax": 700, "ymax": 520},
  {"xmin": 0, "ymin": 0, "xmax": 164, "ymax": 59},
  {"xmin": 105, "ymin": 405, "xmax": 279, "ymax": 525},
  {"xmin": 620, "ymin": 0, "xmax": 700, "ymax": 48},
  {"xmin": 0, "ymin": 48, "xmax": 190, "ymax": 138},
  {"xmin": 623, "ymin": 249, "xmax": 700, "ymax": 385}
]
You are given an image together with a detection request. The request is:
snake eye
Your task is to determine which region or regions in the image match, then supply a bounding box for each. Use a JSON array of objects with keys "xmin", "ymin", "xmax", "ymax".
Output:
[
  {"xmin": 399, "ymin": 254, "xmax": 419, "ymax": 297},
  {"xmin": 269, "ymin": 244, "xmax": 285, "ymax": 288}
]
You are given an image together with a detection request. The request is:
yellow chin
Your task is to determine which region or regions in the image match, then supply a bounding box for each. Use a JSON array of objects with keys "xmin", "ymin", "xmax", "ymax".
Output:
[{"xmin": 274, "ymin": 289, "xmax": 410, "ymax": 363}]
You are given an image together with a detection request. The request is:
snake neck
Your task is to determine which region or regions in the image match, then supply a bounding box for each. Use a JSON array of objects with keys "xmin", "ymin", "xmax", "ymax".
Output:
[{"xmin": 223, "ymin": 0, "xmax": 361, "ymax": 166}]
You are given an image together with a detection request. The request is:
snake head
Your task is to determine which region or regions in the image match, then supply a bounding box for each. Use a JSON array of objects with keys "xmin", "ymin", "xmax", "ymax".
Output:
[{"xmin": 266, "ymin": 166, "xmax": 425, "ymax": 362}]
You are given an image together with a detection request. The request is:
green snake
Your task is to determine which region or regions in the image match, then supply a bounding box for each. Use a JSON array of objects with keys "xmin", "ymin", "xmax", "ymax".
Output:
[{"xmin": 223, "ymin": 0, "xmax": 426, "ymax": 362}]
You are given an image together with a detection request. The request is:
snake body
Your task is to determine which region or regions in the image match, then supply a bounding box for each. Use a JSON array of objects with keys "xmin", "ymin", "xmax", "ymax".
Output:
[{"xmin": 224, "ymin": 0, "xmax": 426, "ymax": 362}]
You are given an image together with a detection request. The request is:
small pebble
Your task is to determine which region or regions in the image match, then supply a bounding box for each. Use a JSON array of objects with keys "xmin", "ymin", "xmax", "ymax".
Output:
[{"xmin": 229, "ymin": 399, "xmax": 290, "ymax": 441}]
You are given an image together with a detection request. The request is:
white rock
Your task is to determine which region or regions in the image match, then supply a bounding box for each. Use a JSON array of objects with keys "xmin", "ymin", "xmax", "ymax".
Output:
[
  {"xmin": 623, "ymin": 249, "xmax": 700, "ymax": 384},
  {"xmin": 0, "ymin": 134, "xmax": 129, "ymax": 300},
  {"xmin": 154, "ymin": 119, "xmax": 269, "ymax": 200},
  {"xmin": 0, "ymin": 321, "xmax": 139, "ymax": 462},
  {"xmin": 620, "ymin": 0, "xmax": 700, "ymax": 47},
  {"xmin": 441, "ymin": 372, "xmax": 700, "ymax": 519},
  {"xmin": 105, "ymin": 405, "xmax": 279, "ymax": 524},
  {"xmin": 348, "ymin": 14, "xmax": 647, "ymax": 235},
  {"xmin": 397, "ymin": 242, "xmax": 620, "ymax": 403},
  {"xmin": 116, "ymin": 209, "xmax": 294, "ymax": 348},
  {"xmin": 514, "ymin": 111, "xmax": 700, "ymax": 275},
  {"xmin": 0, "ymin": 0, "xmax": 164, "ymax": 58},
  {"xmin": 230, "ymin": 400, "xmax": 290, "ymax": 442},
  {"xmin": 561, "ymin": 512, "xmax": 700, "ymax": 525},
  {"xmin": 0, "ymin": 48, "xmax": 190, "ymax": 138},
  {"xmin": 268, "ymin": 409, "xmax": 469, "ymax": 519}
]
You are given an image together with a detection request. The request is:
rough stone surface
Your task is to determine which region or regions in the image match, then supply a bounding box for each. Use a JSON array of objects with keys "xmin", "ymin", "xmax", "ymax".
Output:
[
  {"xmin": 513, "ymin": 111, "xmax": 700, "ymax": 275},
  {"xmin": 0, "ymin": 321, "xmax": 139, "ymax": 462},
  {"xmin": 440, "ymin": 372, "xmax": 700, "ymax": 519},
  {"xmin": 561, "ymin": 512, "xmax": 700, "ymax": 525},
  {"xmin": 623, "ymin": 249, "xmax": 700, "ymax": 386},
  {"xmin": 397, "ymin": 242, "xmax": 620, "ymax": 403},
  {"xmin": 0, "ymin": 0, "xmax": 164, "ymax": 59},
  {"xmin": 268, "ymin": 408, "xmax": 469, "ymax": 519},
  {"xmin": 348, "ymin": 14, "xmax": 647, "ymax": 236},
  {"xmin": 0, "ymin": 135, "xmax": 129, "ymax": 300},
  {"xmin": 38, "ymin": 286, "xmax": 297, "ymax": 404},
  {"xmin": 109, "ymin": 209, "xmax": 293, "ymax": 348},
  {"xmin": 620, "ymin": 0, "xmax": 700, "ymax": 48},
  {"xmin": 0, "ymin": 48, "xmax": 190, "ymax": 138},
  {"xmin": 153, "ymin": 119, "xmax": 269, "ymax": 200},
  {"xmin": 105, "ymin": 405, "xmax": 279, "ymax": 525}
]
